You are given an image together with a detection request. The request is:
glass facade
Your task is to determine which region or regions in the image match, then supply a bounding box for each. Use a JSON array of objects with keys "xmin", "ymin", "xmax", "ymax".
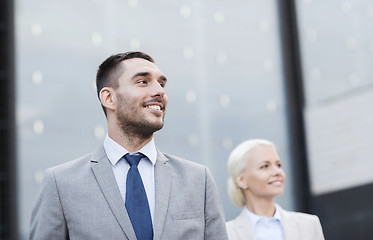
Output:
[
  {"xmin": 16, "ymin": 1, "xmax": 293, "ymax": 238},
  {"xmin": 296, "ymin": 0, "xmax": 373, "ymax": 195},
  {"xmin": 296, "ymin": 1, "xmax": 373, "ymax": 238}
]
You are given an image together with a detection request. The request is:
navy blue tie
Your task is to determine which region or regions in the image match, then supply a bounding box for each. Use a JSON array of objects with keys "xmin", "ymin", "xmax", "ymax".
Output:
[{"xmin": 124, "ymin": 153, "xmax": 153, "ymax": 240}]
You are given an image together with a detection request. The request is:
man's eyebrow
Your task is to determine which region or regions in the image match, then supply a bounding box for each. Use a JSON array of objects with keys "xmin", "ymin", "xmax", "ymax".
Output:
[
  {"xmin": 131, "ymin": 72, "xmax": 151, "ymax": 79},
  {"xmin": 159, "ymin": 75, "xmax": 167, "ymax": 82},
  {"xmin": 131, "ymin": 72, "xmax": 167, "ymax": 82}
]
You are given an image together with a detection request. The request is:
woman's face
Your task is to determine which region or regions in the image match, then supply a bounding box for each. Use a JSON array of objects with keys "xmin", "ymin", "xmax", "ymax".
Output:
[{"xmin": 236, "ymin": 145, "xmax": 286, "ymax": 200}]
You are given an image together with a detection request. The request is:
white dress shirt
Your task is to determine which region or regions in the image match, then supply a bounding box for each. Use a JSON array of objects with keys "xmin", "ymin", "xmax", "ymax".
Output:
[
  {"xmin": 244, "ymin": 204, "xmax": 284, "ymax": 240},
  {"xmin": 104, "ymin": 135, "xmax": 156, "ymax": 222}
]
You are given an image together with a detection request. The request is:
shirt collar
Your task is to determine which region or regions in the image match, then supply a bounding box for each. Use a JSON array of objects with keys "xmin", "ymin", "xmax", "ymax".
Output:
[
  {"xmin": 104, "ymin": 134, "xmax": 157, "ymax": 166},
  {"xmin": 273, "ymin": 204, "xmax": 281, "ymax": 220},
  {"xmin": 244, "ymin": 204, "xmax": 282, "ymax": 227},
  {"xmin": 244, "ymin": 207, "xmax": 261, "ymax": 228}
]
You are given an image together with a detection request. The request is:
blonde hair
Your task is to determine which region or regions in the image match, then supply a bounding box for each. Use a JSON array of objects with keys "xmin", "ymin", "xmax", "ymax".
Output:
[{"xmin": 227, "ymin": 139, "xmax": 276, "ymax": 206}]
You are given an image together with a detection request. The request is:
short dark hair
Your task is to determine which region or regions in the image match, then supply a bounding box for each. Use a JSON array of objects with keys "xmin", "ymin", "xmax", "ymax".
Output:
[{"xmin": 96, "ymin": 51, "xmax": 154, "ymax": 116}]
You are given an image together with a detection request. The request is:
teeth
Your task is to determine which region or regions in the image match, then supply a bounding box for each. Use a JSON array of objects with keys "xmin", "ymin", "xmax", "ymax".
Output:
[
  {"xmin": 270, "ymin": 181, "xmax": 282, "ymax": 185},
  {"xmin": 147, "ymin": 105, "xmax": 161, "ymax": 111}
]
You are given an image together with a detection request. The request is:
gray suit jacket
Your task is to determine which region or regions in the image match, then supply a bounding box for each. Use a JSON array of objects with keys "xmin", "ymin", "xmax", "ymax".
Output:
[
  {"xmin": 226, "ymin": 205, "xmax": 325, "ymax": 240},
  {"xmin": 30, "ymin": 146, "xmax": 228, "ymax": 240}
]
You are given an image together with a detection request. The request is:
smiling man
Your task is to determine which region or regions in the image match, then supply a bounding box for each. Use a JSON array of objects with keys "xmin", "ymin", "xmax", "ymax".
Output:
[{"xmin": 30, "ymin": 52, "xmax": 228, "ymax": 240}]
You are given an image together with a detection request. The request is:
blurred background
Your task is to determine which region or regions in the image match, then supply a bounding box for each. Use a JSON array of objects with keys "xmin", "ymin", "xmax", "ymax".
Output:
[{"xmin": 1, "ymin": 0, "xmax": 373, "ymax": 239}]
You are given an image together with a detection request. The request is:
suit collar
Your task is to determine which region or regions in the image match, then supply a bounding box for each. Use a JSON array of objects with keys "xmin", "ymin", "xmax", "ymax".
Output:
[
  {"xmin": 233, "ymin": 209, "xmax": 256, "ymax": 239},
  {"xmin": 90, "ymin": 146, "xmax": 173, "ymax": 240},
  {"xmin": 231, "ymin": 205, "xmax": 297, "ymax": 240},
  {"xmin": 152, "ymin": 149, "xmax": 172, "ymax": 240},
  {"xmin": 90, "ymin": 146, "xmax": 136, "ymax": 240},
  {"xmin": 278, "ymin": 205, "xmax": 296, "ymax": 240}
]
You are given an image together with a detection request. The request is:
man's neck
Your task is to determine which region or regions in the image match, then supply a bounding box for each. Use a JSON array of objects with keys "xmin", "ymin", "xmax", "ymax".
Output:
[{"xmin": 108, "ymin": 130, "xmax": 153, "ymax": 153}]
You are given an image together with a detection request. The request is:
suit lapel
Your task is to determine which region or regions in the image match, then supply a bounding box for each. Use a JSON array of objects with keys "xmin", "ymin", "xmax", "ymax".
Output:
[
  {"xmin": 235, "ymin": 209, "xmax": 256, "ymax": 240},
  {"xmin": 279, "ymin": 205, "xmax": 296, "ymax": 240},
  {"xmin": 90, "ymin": 146, "xmax": 136, "ymax": 240},
  {"xmin": 153, "ymin": 150, "xmax": 172, "ymax": 240}
]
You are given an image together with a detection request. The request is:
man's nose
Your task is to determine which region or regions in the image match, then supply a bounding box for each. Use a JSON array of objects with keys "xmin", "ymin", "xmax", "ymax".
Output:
[{"xmin": 151, "ymin": 81, "xmax": 166, "ymax": 97}]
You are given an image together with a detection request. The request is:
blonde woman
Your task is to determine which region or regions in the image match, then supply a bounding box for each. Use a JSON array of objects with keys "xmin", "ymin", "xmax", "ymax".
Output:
[{"xmin": 226, "ymin": 139, "xmax": 324, "ymax": 240}]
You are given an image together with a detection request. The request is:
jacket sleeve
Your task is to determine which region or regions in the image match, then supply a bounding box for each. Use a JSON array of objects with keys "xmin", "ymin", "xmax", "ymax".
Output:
[
  {"xmin": 30, "ymin": 168, "xmax": 68, "ymax": 240},
  {"xmin": 204, "ymin": 167, "xmax": 229, "ymax": 240}
]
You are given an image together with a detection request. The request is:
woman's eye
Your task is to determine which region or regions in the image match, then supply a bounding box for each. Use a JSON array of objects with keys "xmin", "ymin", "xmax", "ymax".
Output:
[{"xmin": 260, "ymin": 165, "xmax": 268, "ymax": 169}]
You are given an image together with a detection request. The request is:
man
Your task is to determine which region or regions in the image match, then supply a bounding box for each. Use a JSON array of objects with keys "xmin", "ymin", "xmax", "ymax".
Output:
[{"xmin": 30, "ymin": 51, "xmax": 228, "ymax": 240}]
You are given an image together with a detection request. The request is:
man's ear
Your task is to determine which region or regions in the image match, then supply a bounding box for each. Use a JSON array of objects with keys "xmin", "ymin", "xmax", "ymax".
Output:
[{"xmin": 99, "ymin": 87, "xmax": 116, "ymax": 112}]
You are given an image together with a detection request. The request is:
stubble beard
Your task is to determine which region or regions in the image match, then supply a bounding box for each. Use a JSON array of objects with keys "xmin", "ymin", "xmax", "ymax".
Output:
[{"xmin": 116, "ymin": 104, "xmax": 165, "ymax": 141}]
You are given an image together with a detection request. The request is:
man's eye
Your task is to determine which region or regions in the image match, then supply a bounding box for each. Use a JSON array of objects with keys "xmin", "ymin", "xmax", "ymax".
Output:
[
  {"xmin": 137, "ymin": 80, "xmax": 147, "ymax": 84},
  {"xmin": 260, "ymin": 165, "xmax": 268, "ymax": 169}
]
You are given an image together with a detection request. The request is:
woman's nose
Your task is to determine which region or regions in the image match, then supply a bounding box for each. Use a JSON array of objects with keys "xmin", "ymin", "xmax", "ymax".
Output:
[{"xmin": 272, "ymin": 166, "xmax": 282, "ymax": 176}]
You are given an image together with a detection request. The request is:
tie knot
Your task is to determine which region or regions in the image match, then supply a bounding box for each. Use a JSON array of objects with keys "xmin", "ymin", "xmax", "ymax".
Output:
[{"xmin": 124, "ymin": 153, "xmax": 144, "ymax": 166}]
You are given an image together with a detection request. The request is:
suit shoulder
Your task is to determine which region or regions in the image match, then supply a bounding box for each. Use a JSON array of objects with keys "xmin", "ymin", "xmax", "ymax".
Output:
[
  {"xmin": 281, "ymin": 208, "xmax": 320, "ymax": 223},
  {"xmin": 48, "ymin": 153, "xmax": 91, "ymax": 170},
  {"xmin": 161, "ymin": 152, "xmax": 211, "ymax": 181},
  {"xmin": 163, "ymin": 152, "xmax": 206, "ymax": 170},
  {"xmin": 279, "ymin": 206, "xmax": 324, "ymax": 238}
]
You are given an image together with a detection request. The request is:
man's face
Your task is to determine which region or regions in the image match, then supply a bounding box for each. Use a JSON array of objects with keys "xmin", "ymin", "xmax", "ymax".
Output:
[{"xmin": 114, "ymin": 58, "xmax": 168, "ymax": 138}]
